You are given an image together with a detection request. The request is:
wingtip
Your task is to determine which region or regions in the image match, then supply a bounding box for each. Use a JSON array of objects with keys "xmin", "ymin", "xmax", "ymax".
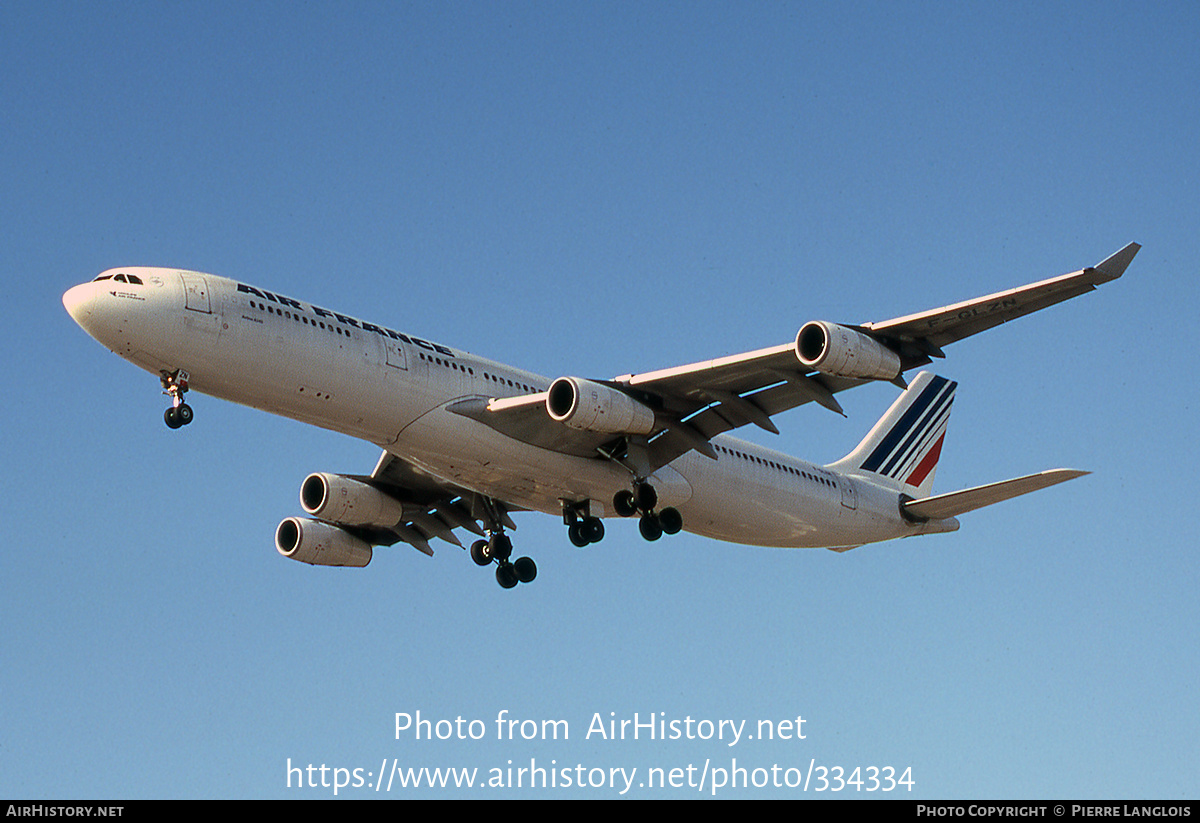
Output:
[
  {"xmin": 1092, "ymin": 242, "xmax": 1141, "ymax": 283},
  {"xmin": 1043, "ymin": 468, "xmax": 1091, "ymax": 483}
]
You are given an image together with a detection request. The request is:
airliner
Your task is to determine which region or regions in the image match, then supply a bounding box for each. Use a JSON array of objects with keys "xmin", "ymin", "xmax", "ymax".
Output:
[{"xmin": 62, "ymin": 243, "xmax": 1138, "ymax": 588}]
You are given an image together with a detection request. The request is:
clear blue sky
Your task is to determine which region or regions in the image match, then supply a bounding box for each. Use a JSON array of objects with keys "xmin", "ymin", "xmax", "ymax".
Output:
[{"xmin": 3, "ymin": 1, "xmax": 1197, "ymax": 799}]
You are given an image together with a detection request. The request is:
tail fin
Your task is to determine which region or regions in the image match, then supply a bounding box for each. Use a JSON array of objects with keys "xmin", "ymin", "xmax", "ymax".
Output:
[{"xmin": 830, "ymin": 371, "xmax": 956, "ymax": 497}]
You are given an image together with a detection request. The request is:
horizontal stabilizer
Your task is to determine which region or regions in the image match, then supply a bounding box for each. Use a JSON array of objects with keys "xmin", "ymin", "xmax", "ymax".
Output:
[{"xmin": 902, "ymin": 469, "xmax": 1089, "ymax": 521}]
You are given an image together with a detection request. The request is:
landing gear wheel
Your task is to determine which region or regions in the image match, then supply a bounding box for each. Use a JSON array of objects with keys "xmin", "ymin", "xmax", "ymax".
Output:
[
  {"xmin": 568, "ymin": 523, "xmax": 590, "ymax": 548},
  {"xmin": 635, "ymin": 483, "xmax": 658, "ymax": 512},
  {"xmin": 568, "ymin": 516, "xmax": 605, "ymax": 547},
  {"xmin": 160, "ymin": 370, "xmax": 192, "ymax": 429},
  {"xmin": 659, "ymin": 507, "xmax": 683, "ymax": 535},
  {"xmin": 582, "ymin": 517, "xmax": 605, "ymax": 543},
  {"xmin": 613, "ymin": 489, "xmax": 637, "ymax": 517},
  {"xmin": 639, "ymin": 514, "xmax": 663, "ymax": 541},
  {"xmin": 470, "ymin": 539, "xmax": 491, "ymax": 566},
  {"xmin": 513, "ymin": 556, "xmax": 537, "ymax": 583},
  {"xmin": 496, "ymin": 563, "xmax": 519, "ymax": 589},
  {"xmin": 489, "ymin": 533, "xmax": 513, "ymax": 561}
]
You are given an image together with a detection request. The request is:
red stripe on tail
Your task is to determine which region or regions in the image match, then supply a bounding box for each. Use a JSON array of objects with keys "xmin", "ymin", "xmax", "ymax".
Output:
[{"xmin": 905, "ymin": 433, "xmax": 945, "ymax": 488}]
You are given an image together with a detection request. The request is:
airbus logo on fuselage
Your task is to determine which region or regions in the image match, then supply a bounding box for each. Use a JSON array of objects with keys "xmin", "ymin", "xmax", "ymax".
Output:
[{"xmin": 236, "ymin": 283, "xmax": 455, "ymax": 357}]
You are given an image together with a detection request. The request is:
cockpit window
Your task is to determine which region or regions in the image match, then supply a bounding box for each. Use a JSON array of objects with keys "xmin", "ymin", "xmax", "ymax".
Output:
[
  {"xmin": 92, "ymin": 274, "xmax": 113, "ymax": 281},
  {"xmin": 114, "ymin": 274, "xmax": 127, "ymax": 283},
  {"xmin": 126, "ymin": 274, "xmax": 143, "ymax": 285}
]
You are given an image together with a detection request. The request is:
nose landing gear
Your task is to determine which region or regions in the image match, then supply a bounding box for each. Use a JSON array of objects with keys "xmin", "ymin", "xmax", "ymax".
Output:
[{"xmin": 161, "ymin": 370, "xmax": 194, "ymax": 429}]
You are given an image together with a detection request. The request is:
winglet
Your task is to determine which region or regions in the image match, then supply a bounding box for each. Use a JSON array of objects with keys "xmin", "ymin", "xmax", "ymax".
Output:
[{"xmin": 1092, "ymin": 242, "xmax": 1140, "ymax": 284}]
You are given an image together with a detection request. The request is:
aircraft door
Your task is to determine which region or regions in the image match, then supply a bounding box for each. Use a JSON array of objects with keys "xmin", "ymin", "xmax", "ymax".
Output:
[
  {"xmin": 180, "ymin": 273, "xmax": 212, "ymax": 313},
  {"xmin": 839, "ymin": 477, "xmax": 858, "ymax": 510},
  {"xmin": 383, "ymin": 336, "xmax": 408, "ymax": 369}
]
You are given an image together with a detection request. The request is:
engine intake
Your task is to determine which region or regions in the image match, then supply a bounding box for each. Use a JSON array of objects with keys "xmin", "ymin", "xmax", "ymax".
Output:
[
  {"xmin": 546, "ymin": 376, "xmax": 656, "ymax": 435},
  {"xmin": 275, "ymin": 517, "xmax": 373, "ymax": 567},
  {"xmin": 795, "ymin": 321, "xmax": 901, "ymax": 380},
  {"xmin": 300, "ymin": 472, "xmax": 404, "ymax": 528}
]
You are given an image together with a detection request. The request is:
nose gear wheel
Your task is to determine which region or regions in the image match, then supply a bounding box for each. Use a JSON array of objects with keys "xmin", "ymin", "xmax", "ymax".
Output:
[{"xmin": 160, "ymin": 369, "xmax": 194, "ymax": 428}]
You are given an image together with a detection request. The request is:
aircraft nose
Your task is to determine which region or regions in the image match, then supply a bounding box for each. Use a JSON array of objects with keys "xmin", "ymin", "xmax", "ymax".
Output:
[{"xmin": 62, "ymin": 282, "xmax": 94, "ymax": 325}]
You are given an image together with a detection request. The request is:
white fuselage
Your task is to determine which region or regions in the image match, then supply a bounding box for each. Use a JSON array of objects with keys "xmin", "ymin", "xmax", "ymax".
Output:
[{"xmin": 64, "ymin": 268, "xmax": 951, "ymax": 550}]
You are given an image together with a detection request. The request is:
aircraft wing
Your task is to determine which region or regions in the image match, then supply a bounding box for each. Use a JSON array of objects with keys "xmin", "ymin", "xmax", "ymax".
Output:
[
  {"xmin": 861, "ymin": 242, "xmax": 1140, "ymax": 351},
  {"xmin": 473, "ymin": 244, "xmax": 1137, "ymax": 471},
  {"xmin": 345, "ymin": 450, "xmax": 520, "ymax": 556}
]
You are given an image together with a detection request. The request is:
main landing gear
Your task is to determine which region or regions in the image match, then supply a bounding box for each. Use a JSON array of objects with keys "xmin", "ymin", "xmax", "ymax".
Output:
[
  {"xmin": 470, "ymin": 532, "xmax": 537, "ymax": 590},
  {"xmin": 161, "ymin": 369, "xmax": 194, "ymax": 429},
  {"xmin": 467, "ymin": 498, "xmax": 535, "ymax": 589},
  {"xmin": 466, "ymin": 498, "xmax": 535, "ymax": 590},
  {"xmin": 562, "ymin": 500, "xmax": 604, "ymax": 548},
  {"xmin": 613, "ymin": 482, "xmax": 683, "ymax": 542}
]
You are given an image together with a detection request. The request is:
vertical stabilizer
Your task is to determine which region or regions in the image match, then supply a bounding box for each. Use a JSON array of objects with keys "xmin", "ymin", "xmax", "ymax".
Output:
[{"xmin": 829, "ymin": 372, "xmax": 956, "ymax": 497}]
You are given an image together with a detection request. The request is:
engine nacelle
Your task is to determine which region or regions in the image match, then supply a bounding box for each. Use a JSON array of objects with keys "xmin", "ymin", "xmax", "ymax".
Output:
[
  {"xmin": 546, "ymin": 376, "xmax": 656, "ymax": 435},
  {"xmin": 275, "ymin": 517, "xmax": 373, "ymax": 567},
  {"xmin": 795, "ymin": 321, "xmax": 902, "ymax": 380},
  {"xmin": 300, "ymin": 472, "xmax": 404, "ymax": 528}
]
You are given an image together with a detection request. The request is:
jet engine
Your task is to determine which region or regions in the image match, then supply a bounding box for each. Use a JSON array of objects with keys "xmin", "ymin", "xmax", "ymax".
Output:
[
  {"xmin": 275, "ymin": 517, "xmax": 373, "ymax": 567},
  {"xmin": 300, "ymin": 472, "xmax": 405, "ymax": 529},
  {"xmin": 546, "ymin": 376, "xmax": 656, "ymax": 435},
  {"xmin": 795, "ymin": 321, "xmax": 901, "ymax": 381}
]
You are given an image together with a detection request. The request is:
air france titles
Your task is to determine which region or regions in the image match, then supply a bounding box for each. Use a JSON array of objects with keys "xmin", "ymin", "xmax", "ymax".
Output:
[
  {"xmin": 585, "ymin": 712, "xmax": 805, "ymax": 747},
  {"xmin": 236, "ymin": 283, "xmax": 455, "ymax": 357}
]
